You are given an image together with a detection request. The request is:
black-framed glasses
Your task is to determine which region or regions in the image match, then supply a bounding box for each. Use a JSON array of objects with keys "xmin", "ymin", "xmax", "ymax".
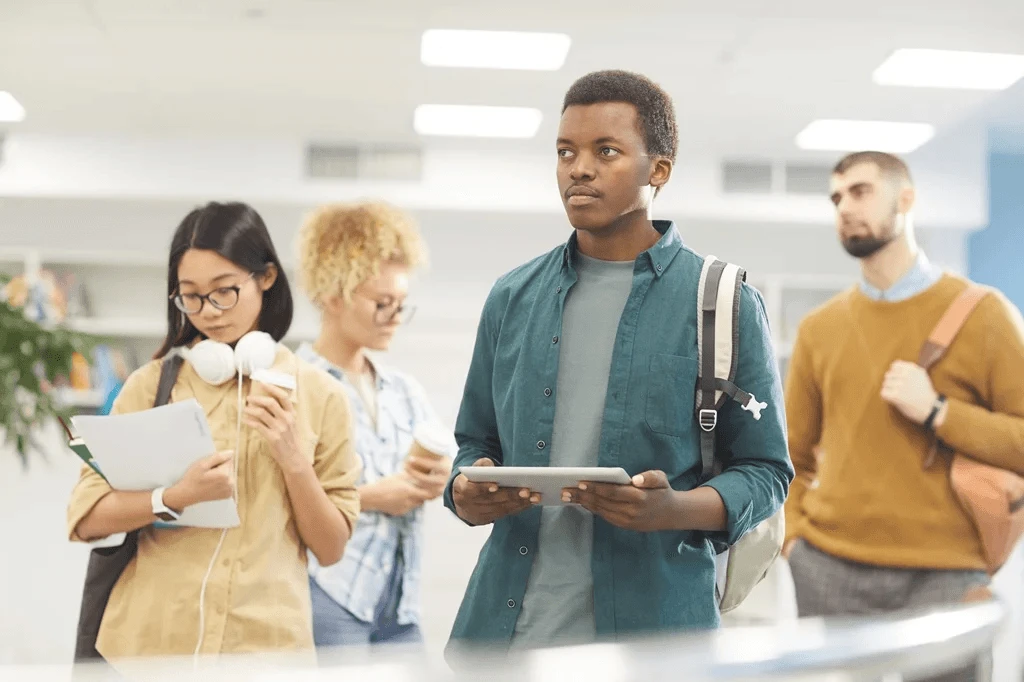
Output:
[{"xmin": 172, "ymin": 274, "xmax": 255, "ymax": 315}]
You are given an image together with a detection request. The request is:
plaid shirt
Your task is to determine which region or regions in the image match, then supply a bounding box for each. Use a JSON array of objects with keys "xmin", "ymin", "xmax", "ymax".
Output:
[{"xmin": 298, "ymin": 343, "xmax": 451, "ymax": 625}]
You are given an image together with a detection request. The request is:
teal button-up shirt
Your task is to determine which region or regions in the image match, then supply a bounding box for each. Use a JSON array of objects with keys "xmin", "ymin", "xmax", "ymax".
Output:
[{"xmin": 444, "ymin": 221, "xmax": 792, "ymax": 648}]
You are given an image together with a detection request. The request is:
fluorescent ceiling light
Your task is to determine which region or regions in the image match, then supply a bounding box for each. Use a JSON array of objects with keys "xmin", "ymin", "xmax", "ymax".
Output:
[
  {"xmin": 414, "ymin": 104, "xmax": 542, "ymax": 138},
  {"xmin": 873, "ymin": 48, "xmax": 1024, "ymax": 90},
  {"xmin": 0, "ymin": 91, "xmax": 25, "ymax": 122},
  {"xmin": 421, "ymin": 29, "xmax": 571, "ymax": 70},
  {"xmin": 795, "ymin": 119, "xmax": 935, "ymax": 153}
]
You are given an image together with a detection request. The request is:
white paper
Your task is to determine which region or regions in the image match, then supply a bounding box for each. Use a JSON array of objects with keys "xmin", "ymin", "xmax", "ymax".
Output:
[{"xmin": 72, "ymin": 399, "xmax": 240, "ymax": 529}]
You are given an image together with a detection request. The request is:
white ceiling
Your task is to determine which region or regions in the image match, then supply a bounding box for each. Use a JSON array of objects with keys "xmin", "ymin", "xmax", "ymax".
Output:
[{"xmin": 2, "ymin": 0, "xmax": 1024, "ymax": 159}]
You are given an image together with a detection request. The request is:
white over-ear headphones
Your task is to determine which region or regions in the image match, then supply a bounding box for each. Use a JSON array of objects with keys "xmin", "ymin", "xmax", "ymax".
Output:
[
  {"xmin": 177, "ymin": 329, "xmax": 278, "ymax": 660},
  {"xmin": 182, "ymin": 331, "xmax": 277, "ymax": 385}
]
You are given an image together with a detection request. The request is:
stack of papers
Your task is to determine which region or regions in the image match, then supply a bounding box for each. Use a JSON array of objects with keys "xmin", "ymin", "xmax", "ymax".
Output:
[{"xmin": 72, "ymin": 399, "xmax": 240, "ymax": 528}]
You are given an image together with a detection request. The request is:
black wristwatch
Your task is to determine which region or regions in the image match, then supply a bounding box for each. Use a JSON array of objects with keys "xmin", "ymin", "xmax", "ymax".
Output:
[{"xmin": 923, "ymin": 394, "xmax": 947, "ymax": 432}]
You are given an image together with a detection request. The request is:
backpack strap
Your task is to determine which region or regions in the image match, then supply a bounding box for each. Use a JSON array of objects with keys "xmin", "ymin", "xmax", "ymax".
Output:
[
  {"xmin": 919, "ymin": 285, "xmax": 988, "ymax": 370},
  {"xmin": 696, "ymin": 255, "xmax": 756, "ymax": 482},
  {"xmin": 155, "ymin": 355, "xmax": 184, "ymax": 408},
  {"xmin": 918, "ymin": 284, "xmax": 988, "ymax": 467}
]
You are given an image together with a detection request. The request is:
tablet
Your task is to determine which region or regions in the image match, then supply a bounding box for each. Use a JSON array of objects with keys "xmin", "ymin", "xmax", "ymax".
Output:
[{"xmin": 459, "ymin": 466, "xmax": 632, "ymax": 506}]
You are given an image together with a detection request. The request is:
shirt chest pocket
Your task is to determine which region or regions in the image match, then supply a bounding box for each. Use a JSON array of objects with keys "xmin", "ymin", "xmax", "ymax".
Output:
[{"xmin": 644, "ymin": 353, "xmax": 699, "ymax": 437}]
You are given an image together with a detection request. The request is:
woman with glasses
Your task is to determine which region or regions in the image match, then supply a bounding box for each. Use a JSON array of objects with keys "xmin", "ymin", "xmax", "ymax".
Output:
[
  {"xmin": 67, "ymin": 201, "xmax": 362, "ymax": 660},
  {"xmin": 295, "ymin": 201, "xmax": 454, "ymax": 652}
]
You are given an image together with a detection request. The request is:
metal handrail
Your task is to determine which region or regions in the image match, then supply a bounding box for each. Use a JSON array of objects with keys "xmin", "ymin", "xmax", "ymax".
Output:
[
  {"xmin": 511, "ymin": 600, "xmax": 1006, "ymax": 682},
  {"xmin": 46, "ymin": 599, "xmax": 1007, "ymax": 681}
]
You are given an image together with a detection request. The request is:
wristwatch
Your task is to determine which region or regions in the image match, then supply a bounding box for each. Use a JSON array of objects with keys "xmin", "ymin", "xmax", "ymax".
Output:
[
  {"xmin": 151, "ymin": 487, "xmax": 181, "ymax": 522},
  {"xmin": 923, "ymin": 394, "xmax": 947, "ymax": 432}
]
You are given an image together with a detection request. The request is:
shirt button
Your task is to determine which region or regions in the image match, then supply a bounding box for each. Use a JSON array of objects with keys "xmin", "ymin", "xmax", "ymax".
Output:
[
  {"xmin": 543, "ymin": 388, "xmax": 552, "ymax": 397},
  {"xmin": 537, "ymin": 441, "xmax": 546, "ymax": 450},
  {"xmin": 657, "ymin": 264, "xmax": 663, "ymax": 272},
  {"xmin": 519, "ymin": 546, "xmax": 529, "ymax": 555},
  {"xmin": 557, "ymin": 286, "xmax": 562, "ymax": 293},
  {"xmin": 507, "ymin": 599, "xmax": 516, "ymax": 608},
  {"xmin": 552, "ymin": 336, "xmax": 559, "ymax": 344}
]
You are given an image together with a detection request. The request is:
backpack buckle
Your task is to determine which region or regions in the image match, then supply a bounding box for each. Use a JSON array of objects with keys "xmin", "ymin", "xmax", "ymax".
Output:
[{"xmin": 699, "ymin": 409, "xmax": 718, "ymax": 432}]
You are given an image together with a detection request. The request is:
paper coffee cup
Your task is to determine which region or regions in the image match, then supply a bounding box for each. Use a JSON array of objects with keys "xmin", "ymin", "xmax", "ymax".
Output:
[
  {"xmin": 250, "ymin": 369, "xmax": 296, "ymax": 399},
  {"xmin": 408, "ymin": 422, "xmax": 454, "ymax": 462},
  {"xmin": 251, "ymin": 369, "xmax": 296, "ymax": 390}
]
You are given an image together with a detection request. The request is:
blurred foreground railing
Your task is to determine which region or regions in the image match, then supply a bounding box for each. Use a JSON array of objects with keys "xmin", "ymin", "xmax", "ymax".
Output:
[{"xmin": 6, "ymin": 599, "xmax": 1005, "ymax": 682}]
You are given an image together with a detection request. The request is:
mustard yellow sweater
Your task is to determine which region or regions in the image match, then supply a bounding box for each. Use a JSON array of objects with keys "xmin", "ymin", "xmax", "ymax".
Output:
[{"xmin": 784, "ymin": 274, "xmax": 1024, "ymax": 570}]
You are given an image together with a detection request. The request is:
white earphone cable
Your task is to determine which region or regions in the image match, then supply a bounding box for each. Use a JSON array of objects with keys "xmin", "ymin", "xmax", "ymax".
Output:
[{"xmin": 193, "ymin": 370, "xmax": 244, "ymax": 661}]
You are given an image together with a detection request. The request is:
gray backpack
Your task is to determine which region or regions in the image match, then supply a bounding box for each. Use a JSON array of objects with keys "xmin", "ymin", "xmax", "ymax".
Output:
[{"xmin": 696, "ymin": 255, "xmax": 786, "ymax": 614}]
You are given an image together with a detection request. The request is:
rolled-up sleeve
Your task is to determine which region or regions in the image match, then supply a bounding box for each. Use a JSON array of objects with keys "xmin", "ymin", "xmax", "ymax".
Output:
[
  {"xmin": 313, "ymin": 387, "xmax": 362, "ymax": 533},
  {"xmin": 702, "ymin": 285, "xmax": 794, "ymax": 545},
  {"xmin": 66, "ymin": 360, "xmax": 162, "ymax": 542}
]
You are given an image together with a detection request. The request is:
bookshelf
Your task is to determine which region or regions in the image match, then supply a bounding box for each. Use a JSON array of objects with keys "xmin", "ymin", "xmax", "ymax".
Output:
[{"xmin": 0, "ymin": 248, "xmax": 324, "ymax": 412}]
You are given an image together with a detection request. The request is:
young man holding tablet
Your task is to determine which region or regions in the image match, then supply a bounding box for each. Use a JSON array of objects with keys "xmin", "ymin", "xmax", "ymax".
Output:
[{"xmin": 443, "ymin": 70, "xmax": 793, "ymax": 653}]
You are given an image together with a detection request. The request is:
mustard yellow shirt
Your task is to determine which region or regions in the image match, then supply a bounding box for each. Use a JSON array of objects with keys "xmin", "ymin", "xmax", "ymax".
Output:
[{"xmin": 67, "ymin": 345, "xmax": 362, "ymax": 659}]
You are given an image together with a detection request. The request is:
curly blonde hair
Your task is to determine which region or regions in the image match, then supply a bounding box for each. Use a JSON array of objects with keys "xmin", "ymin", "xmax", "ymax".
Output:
[{"xmin": 297, "ymin": 201, "xmax": 427, "ymax": 306}]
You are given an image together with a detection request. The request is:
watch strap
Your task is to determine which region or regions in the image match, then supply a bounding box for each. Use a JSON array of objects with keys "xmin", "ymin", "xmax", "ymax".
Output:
[
  {"xmin": 923, "ymin": 394, "xmax": 947, "ymax": 432},
  {"xmin": 151, "ymin": 487, "xmax": 180, "ymax": 522}
]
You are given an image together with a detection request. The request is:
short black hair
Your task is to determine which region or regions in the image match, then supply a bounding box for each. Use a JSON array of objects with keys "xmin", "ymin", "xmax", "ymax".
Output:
[
  {"xmin": 155, "ymin": 201, "xmax": 294, "ymax": 359},
  {"xmin": 833, "ymin": 151, "xmax": 913, "ymax": 186},
  {"xmin": 562, "ymin": 70, "xmax": 678, "ymax": 162}
]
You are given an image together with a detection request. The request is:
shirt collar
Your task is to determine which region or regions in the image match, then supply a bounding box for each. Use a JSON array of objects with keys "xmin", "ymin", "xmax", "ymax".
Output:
[
  {"xmin": 561, "ymin": 220, "xmax": 682, "ymax": 277},
  {"xmin": 295, "ymin": 342, "xmax": 393, "ymax": 388},
  {"xmin": 858, "ymin": 250, "xmax": 942, "ymax": 302}
]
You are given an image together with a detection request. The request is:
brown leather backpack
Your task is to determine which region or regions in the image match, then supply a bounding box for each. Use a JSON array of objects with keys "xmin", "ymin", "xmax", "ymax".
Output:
[{"xmin": 919, "ymin": 285, "xmax": 1024, "ymax": 575}]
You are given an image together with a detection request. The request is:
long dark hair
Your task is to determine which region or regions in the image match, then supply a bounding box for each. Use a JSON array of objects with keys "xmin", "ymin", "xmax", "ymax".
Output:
[{"xmin": 154, "ymin": 201, "xmax": 293, "ymax": 359}]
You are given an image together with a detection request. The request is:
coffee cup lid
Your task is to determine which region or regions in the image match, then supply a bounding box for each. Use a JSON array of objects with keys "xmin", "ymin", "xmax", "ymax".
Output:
[{"xmin": 413, "ymin": 421, "xmax": 455, "ymax": 456}]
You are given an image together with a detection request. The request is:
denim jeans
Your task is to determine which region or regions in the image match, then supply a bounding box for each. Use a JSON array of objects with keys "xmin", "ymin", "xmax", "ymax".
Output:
[{"xmin": 310, "ymin": 551, "xmax": 421, "ymax": 650}]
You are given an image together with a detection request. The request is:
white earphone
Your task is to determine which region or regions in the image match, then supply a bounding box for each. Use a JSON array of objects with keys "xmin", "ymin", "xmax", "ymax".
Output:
[
  {"xmin": 178, "ymin": 330, "xmax": 277, "ymax": 660},
  {"xmin": 182, "ymin": 330, "xmax": 278, "ymax": 385}
]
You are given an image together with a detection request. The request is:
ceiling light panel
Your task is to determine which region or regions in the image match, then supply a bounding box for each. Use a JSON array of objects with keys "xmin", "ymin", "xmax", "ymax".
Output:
[
  {"xmin": 414, "ymin": 104, "xmax": 543, "ymax": 138},
  {"xmin": 795, "ymin": 119, "xmax": 935, "ymax": 153},
  {"xmin": 873, "ymin": 49, "xmax": 1024, "ymax": 90},
  {"xmin": 0, "ymin": 92, "xmax": 26, "ymax": 123},
  {"xmin": 421, "ymin": 30, "xmax": 571, "ymax": 70}
]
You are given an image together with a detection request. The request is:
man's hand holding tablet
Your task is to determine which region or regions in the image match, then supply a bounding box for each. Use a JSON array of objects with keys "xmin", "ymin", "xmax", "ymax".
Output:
[
  {"xmin": 452, "ymin": 458, "xmax": 541, "ymax": 526},
  {"xmin": 564, "ymin": 470, "xmax": 677, "ymax": 532}
]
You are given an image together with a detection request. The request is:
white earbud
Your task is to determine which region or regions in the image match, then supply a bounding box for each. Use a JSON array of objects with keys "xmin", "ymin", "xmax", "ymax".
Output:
[{"xmin": 183, "ymin": 331, "xmax": 277, "ymax": 385}]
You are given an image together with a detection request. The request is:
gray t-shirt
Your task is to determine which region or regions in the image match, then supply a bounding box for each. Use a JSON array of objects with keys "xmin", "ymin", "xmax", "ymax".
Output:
[{"xmin": 511, "ymin": 252, "xmax": 635, "ymax": 648}]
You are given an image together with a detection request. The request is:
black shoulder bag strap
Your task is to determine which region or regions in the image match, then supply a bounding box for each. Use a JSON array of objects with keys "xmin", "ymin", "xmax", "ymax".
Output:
[{"xmin": 73, "ymin": 354, "xmax": 184, "ymax": 662}]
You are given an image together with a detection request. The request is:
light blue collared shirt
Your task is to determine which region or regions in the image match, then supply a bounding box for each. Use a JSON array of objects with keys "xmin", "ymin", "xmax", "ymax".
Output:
[
  {"xmin": 858, "ymin": 251, "xmax": 943, "ymax": 302},
  {"xmin": 297, "ymin": 343, "xmax": 454, "ymax": 626}
]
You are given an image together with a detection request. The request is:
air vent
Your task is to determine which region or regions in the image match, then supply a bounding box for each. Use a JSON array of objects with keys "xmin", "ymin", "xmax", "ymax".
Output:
[
  {"xmin": 784, "ymin": 163, "xmax": 832, "ymax": 195},
  {"xmin": 722, "ymin": 161, "xmax": 773, "ymax": 194},
  {"xmin": 306, "ymin": 144, "xmax": 359, "ymax": 179},
  {"xmin": 305, "ymin": 144, "xmax": 422, "ymax": 181}
]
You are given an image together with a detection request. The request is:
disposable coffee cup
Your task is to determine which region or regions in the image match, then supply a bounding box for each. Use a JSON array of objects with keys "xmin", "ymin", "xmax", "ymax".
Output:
[
  {"xmin": 407, "ymin": 422, "xmax": 454, "ymax": 464},
  {"xmin": 250, "ymin": 369, "xmax": 296, "ymax": 400}
]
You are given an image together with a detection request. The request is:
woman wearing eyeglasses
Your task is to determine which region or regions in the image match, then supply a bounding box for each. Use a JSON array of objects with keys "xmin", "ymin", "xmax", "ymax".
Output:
[
  {"xmin": 67, "ymin": 202, "xmax": 361, "ymax": 661},
  {"xmin": 295, "ymin": 201, "xmax": 454, "ymax": 652}
]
